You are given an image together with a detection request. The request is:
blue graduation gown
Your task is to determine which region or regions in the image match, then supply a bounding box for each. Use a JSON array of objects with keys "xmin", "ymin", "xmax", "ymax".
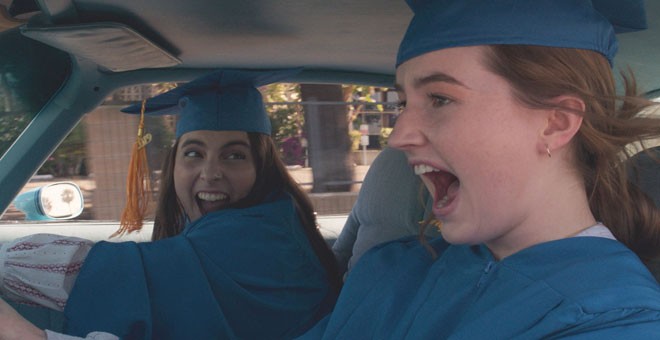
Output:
[
  {"xmin": 302, "ymin": 236, "xmax": 660, "ymax": 339},
  {"xmin": 64, "ymin": 192, "xmax": 333, "ymax": 339}
]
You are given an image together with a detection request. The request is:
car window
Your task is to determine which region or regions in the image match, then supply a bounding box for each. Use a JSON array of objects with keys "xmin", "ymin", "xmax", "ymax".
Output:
[
  {"xmin": 1, "ymin": 81, "xmax": 399, "ymax": 238},
  {"xmin": 0, "ymin": 29, "xmax": 70, "ymax": 159}
]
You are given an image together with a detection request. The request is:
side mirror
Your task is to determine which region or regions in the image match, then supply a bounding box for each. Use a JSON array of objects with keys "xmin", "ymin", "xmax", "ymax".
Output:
[{"xmin": 12, "ymin": 182, "xmax": 84, "ymax": 220}]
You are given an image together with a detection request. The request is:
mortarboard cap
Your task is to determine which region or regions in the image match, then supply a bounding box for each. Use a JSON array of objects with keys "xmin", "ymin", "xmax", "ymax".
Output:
[
  {"xmin": 122, "ymin": 68, "xmax": 302, "ymax": 138},
  {"xmin": 396, "ymin": 0, "xmax": 647, "ymax": 67},
  {"xmin": 115, "ymin": 68, "xmax": 299, "ymax": 236}
]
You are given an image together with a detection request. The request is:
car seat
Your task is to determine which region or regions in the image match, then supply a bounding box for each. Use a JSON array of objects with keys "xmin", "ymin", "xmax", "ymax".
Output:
[
  {"xmin": 628, "ymin": 146, "xmax": 660, "ymax": 207},
  {"xmin": 627, "ymin": 146, "xmax": 660, "ymax": 282},
  {"xmin": 332, "ymin": 147, "xmax": 440, "ymax": 275}
]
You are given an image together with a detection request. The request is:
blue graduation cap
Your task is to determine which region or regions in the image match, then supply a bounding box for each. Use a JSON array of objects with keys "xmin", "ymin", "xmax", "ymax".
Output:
[
  {"xmin": 122, "ymin": 68, "xmax": 301, "ymax": 138},
  {"xmin": 397, "ymin": 0, "xmax": 647, "ymax": 67},
  {"xmin": 116, "ymin": 68, "xmax": 300, "ymax": 235}
]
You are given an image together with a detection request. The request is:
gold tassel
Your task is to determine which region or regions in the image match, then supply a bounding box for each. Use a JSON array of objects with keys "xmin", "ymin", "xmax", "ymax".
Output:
[
  {"xmin": 113, "ymin": 100, "xmax": 153, "ymax": 237},
  {"xmin": 418, "ymin": 217, "xmax": 443, "ymax": 232}
]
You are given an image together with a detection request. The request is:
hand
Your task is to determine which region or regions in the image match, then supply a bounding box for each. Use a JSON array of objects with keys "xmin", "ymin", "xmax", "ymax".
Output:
[{"xmin": 0, "ymin": 298, "xmax": 46, "ymax": 340}]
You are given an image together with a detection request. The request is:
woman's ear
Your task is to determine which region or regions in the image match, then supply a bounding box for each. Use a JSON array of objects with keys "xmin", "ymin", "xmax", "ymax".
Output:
[{"xmin": 538, "ymin": 95, "xmax": 585, "ymax": 156}]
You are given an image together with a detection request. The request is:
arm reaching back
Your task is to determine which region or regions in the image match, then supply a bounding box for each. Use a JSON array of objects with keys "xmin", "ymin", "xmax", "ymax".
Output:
[{"xmin": 0, "ymin": 234, "xmax": 93, "ymax": 311}]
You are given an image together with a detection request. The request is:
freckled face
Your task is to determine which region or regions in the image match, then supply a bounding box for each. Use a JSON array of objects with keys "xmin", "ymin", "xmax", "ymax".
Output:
[
  {"xmin": 174, "ymin": 130, "xmax": 256, "ymax": 222},
  {"xmin": 389, "ymin": 46, "xmax": 546, "ymax": 246}
]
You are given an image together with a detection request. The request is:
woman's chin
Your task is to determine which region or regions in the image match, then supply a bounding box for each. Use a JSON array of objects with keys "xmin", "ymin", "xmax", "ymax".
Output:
[
  {"xmin": 436, "ymin": 220, "xmax": 479, "ymax": 245},
  {"xmin": 197, "ymin": 199, "xmax": 230, "ymax": 216}
]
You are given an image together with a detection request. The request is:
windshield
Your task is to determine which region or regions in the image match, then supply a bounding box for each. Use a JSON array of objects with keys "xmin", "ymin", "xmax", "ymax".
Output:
[{"xmin": 0, "ymin": 28, "xmax": 70, "ymax": 159}]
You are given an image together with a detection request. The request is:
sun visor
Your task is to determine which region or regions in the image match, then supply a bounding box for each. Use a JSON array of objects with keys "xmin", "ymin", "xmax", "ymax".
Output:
[{"xmin": 20, "ymin": 22, "xmax": 181, "ymax": 72}]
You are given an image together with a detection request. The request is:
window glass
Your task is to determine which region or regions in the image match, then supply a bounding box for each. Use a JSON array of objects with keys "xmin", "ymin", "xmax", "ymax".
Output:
[
  {"xmin": 2, "ymin": 82, "xmax": 399, "ymax": 231},
  {"xmin": 0, "ymin": 29, "xmax": 70, "ymax": 159}
]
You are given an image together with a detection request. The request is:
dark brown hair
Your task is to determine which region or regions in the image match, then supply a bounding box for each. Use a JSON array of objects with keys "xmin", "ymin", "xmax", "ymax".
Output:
[
  {"xmin": 480, "ymin": 44, "xmax": 660, "ymax": 262},
  {"xmin": 152, "ymin": 132, "xmax": 342, "ymax": 293}
]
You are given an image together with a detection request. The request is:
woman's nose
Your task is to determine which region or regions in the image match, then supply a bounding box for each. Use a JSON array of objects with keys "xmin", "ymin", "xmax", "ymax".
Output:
[
  {"xmin": 201, "ymin": 160, "xmax": 223, "ymax": 181},
  {"xmin": 388, "ymin": 108, "xmax": 427, "ymax": 150}
]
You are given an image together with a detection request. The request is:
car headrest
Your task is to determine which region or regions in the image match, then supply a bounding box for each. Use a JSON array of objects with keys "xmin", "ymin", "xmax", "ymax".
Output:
[
  {"xmin": 332, "ymin": 147, "xmax": 440, "ymax": 275},
  {"xmin": 628, "ymin": 146, "xmax": 660, "ymax": 207},
  {"xmin": 627, "ymin": 146, "xmax": 660, "ymax": 282}
]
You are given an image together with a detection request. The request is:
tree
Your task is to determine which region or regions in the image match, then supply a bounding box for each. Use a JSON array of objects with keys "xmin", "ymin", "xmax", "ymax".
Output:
[
  {"xmin": 0, "ymin": 32, "xmax": 70, "ymax": 158},
  {"xmin": 38, "ymin": 123, "xmax": 87, "ymax": 177},
  {"xmin": 262, "ymin": 83, "xmax": 307, "ymax": 165},
  {"xmin": 0, "ymin": 113, "xmax": 29, "ymax": 157},
  {"xmin": 300, "ymin": 84, "xmax": 354, "ymax": 193}
]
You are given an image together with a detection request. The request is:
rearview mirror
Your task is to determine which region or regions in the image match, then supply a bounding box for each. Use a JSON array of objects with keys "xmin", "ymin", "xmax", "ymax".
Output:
[{"xmin": 12, "ymin": 182, "xmax": 84, "ymax": 220}]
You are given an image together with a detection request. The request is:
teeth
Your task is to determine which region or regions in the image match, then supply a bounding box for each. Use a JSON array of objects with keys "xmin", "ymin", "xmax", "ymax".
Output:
[
  {"xmin": 414, "ymin": 164, "xmax": 454, "ymax": 210},
  {"xmin": 414, "ymin": 164, "xmax": 440, "ymax": 175},
  {"xmin": 197, "ymin": 192, "xmax": 227, "ymax": 202},
  {"xmin": 436, "ymin": 195, "xmax": 449, "ymax": 208}
]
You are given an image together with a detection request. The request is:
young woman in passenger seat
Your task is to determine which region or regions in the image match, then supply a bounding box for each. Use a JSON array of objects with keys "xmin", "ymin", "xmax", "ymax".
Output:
[
  {"xmin": 300, "ymin": 0, "xmax": 660, "ymax": 338},
  {"xmin": 0, "ymin": 69, "xmax": 340, "ymax": 340}
]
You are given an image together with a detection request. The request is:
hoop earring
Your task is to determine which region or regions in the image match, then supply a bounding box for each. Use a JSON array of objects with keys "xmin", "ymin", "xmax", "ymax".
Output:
[{"xmin": 546, "ymin": 145, "xmax": 552, "ymax": 158}]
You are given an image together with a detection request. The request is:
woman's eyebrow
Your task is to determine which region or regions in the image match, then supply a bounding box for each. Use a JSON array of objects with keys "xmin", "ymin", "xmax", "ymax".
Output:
[
  {"xmin": 394, "ymin": 71, "xmax": 469, "ymax": 93},
  {"xmin": 180, "ymin": 138, "xmax": 250, "ymax": 149},
  {"xmin": 221, "ymin": 140, "xmax": 251, "ymax": 149},
  {"xmin": 180, "ymin": 139, "xmax": 205, "ymax": 148},
  {"xmin": 413, "ymin": 72, "xmax": 469, "ymax": 89}
]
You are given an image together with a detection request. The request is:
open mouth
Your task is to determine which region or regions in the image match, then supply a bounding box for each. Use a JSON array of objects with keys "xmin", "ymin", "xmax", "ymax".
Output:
[
  {"xmin": 196, "ymin": 191, "xmax": 229, "ymax": 215},
  {"xmin": 414, "ymin": 164, "xmax": 459, "ymax": 213}
]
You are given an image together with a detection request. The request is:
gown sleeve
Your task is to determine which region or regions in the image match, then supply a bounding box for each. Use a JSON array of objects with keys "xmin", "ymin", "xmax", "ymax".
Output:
[
  {"xmin": 0, "ymin": 234, "xmax": 93, "ymax": 311},
  {"xmin": 64, "ymin": 195, "xmax": 333, "ymax": 339}
]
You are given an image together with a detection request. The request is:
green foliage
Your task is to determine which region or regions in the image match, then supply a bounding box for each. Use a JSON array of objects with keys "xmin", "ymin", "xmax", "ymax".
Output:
[
  {"xmin": 0, "ymin": 113, "xmax": 30, "ymax": 157},
  {"xmin": 349, "ymin": 85, "xmax": 384, "ymax": 112},
  {"xmin": 262, "ymin": 83, "xmax": 304, "ymax": 144},
  {"xmin": 0, "ymin": 35, "xmax": 71, "ymax": 158},
  {"xmin": 379, "ymin": 127, "xmax": 393, "ymax": 147},
  {"xmin": 38, "ymin": 124, "xmax": 87, "ymax": 177},
  {"xmin": 349, "ymin": 130, "xmax": 362, "ymax": 151},
  {"xmin": 350, "ymin": 128, "xmax": 392, "ymax": 151},
  {"xmin": 269, "ymin": 106, "xmax": 304, "ymax": 142},
  {"xmin": 261, "ymin": 83, "xmax": 308, "ymax": 165}
]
